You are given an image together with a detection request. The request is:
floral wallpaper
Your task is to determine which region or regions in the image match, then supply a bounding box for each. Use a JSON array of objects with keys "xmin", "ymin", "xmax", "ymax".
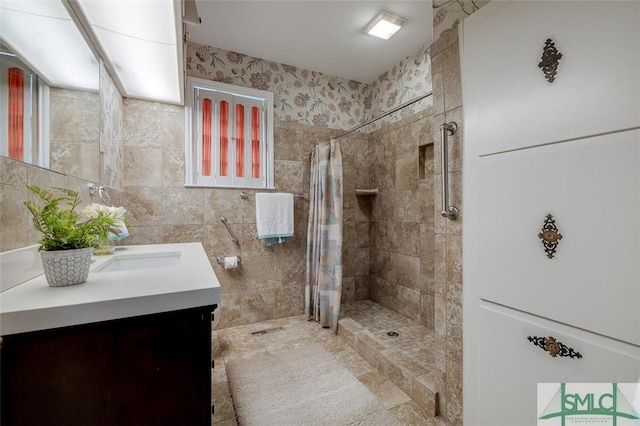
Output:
[
  {"xmin": 186, "ymin": 41, "xmax": 432, "ymax": 133},
  {"xmin": 364, "ymin": 44, "xmax": 432, "ymax": 132},
  {"xmin": 433, "ymin": 0, "xmax": 490, "ymax": 39},
  {"xmin": 186, "ymin": 42, "xmax": 366, "ymax": 130},
  {"xmin": 100, "ymin": 60, "xmax": 124, "ymax": 190}
]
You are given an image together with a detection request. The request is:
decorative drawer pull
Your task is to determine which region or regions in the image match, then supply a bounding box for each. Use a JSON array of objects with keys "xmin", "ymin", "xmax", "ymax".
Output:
[
  {"xmin": 528, "ymin": 336, "xmax": 582, "ymax": 359},
  {"xmin": 538, "ymin": 38, "xmax": 563, "ymax": 83},
  {"xmin": 539, "ymin": 214, "xmax": 562, "ymax": 259}
]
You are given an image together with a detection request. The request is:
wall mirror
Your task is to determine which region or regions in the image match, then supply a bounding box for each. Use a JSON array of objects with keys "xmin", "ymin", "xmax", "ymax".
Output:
[{"xmin": 0, "ymin": 0, "xmax": 101, "ymax": 183}]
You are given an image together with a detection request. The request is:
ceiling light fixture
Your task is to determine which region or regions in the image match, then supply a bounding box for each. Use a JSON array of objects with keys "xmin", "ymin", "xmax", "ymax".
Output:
[{"xmin": 364, "ymin": 11, "xmax": 406, "ymax": 40}]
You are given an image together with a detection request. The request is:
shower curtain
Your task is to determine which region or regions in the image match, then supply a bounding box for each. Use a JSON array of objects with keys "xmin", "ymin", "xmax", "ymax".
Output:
[{"xmin": 305, "ymin": 139, "xmax": 343, "ymax": 332}]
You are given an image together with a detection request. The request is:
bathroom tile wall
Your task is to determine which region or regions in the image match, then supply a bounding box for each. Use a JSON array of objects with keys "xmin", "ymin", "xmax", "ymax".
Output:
[
  {"xmin": 99, "ymin": 61, "xmax": 125, "ymax": 191},
  {"xmin": 118, "ymin": 98, "xmax": 434, "ymax": 331},
  {"xmin": 121, "ymin": 98, "xmax": 369, "ymax": 328},
  {"xmin": 367, "ymin": 108, "xmax": 435, "ymax": 329},
  {"xmin": 362, "ymin": 25, "xmax": 470, "ymax": 422},
  {"xmin": 0, "ymin": 157, "xmax": 124, "ymax": 252},
  {"xmin": 430, "ymin": 24, "xmax": 466, "ymax": 426},
  {"xmin": 49, "ymin": 88, "xmax": 100, "ymax": 184},
  {"xmin": 429, "ymin": 2, "xmax": 488, "ymax": 420},
  {"xmin": 109, "ymin": 39, "xmax": 431, "ymax": 329},
  {"xmin": 342, "ymin": 130, "xmax": 373, "ymax": 305}
]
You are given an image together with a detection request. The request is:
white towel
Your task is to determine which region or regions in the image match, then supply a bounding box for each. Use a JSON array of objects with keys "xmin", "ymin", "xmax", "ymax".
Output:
[
  {"xmin": 255, "ymin": 193, "xmax": 294, "ymax": 243},
  {"xmin": 108, "ymin": 221, "xmax": 129, "ymax": 241}
]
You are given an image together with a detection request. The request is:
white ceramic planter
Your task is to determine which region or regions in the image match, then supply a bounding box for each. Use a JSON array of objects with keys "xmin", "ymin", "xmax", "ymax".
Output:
[{"xmin": 40, "ymin": 248, "xmax": 93, "ymax": 287}]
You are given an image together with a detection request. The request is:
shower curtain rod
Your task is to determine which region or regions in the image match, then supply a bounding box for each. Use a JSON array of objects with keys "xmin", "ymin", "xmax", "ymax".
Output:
[{"xmin": 333, "ymin": 91, "xmax": 433, "ymax": 140}]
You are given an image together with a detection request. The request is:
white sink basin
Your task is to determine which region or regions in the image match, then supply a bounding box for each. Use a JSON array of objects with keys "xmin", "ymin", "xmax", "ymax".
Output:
[{"xmin": 93, "ymin": 252, "xmax": 181, "ymax": 273}]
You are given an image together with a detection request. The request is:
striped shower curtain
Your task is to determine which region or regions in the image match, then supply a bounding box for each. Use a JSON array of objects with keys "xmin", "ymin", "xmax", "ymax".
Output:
[{"xmin": 305, "ymin": 139, "xmax": 343, "ymax": 332}]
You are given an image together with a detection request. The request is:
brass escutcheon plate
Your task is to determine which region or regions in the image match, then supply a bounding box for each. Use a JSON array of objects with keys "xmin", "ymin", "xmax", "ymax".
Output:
[{"xmin": 538, "ymin": 214, "xmax": 562, "ymax": 259}]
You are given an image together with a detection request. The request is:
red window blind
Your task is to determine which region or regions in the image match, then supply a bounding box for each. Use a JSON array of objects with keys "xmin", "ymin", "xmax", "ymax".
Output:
[
  {"xmin": 201, "ymin": 98, "xmax": 212, "ymax": 176},
  {"xmin": 251, "ymin": 106, "xmax": 260, "ymax": 178},
  {"xmin": 219, "ymin": 100, "xmax": 229, "ymax": 176},
  {"xmin": 8, "ymin": 67, "xmax": 24, "ymax": 161},
  {"xmin": 236, "ymin": 104, "xmax": 245, "ymax": 177}
]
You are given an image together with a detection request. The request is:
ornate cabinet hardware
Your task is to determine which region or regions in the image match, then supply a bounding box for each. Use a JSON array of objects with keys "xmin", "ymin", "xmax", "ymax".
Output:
[
  {"xmin": 539, "ymin": 214, "xmax": 562, "ymax": 259},
  {"xmin": 538, "ymin": 39, "xmax": 563, "ymax": 83},
  {"xmin": 527, "ymin": 336, "xmax": 582, "ymax": 359}
]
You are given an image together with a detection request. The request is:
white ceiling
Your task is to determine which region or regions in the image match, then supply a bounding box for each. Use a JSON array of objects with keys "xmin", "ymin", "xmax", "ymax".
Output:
[{"xmin": 185, "ymin": 1, "xmax": 433, "ymax": 84}]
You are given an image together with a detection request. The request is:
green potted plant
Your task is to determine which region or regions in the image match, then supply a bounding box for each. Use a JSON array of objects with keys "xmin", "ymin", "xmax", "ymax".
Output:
[{"xmin": 23, "ymin": 184, "xmax": 120, "ymax": 287}]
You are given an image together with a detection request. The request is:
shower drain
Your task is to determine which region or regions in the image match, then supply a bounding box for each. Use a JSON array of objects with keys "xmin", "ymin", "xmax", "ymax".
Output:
[
  {"xmin": 387, "ymin": 331, "xmax": 399, "ymax": 337},
  {"xmin": 251, "ymin": 326, "xmax": 285, "ymax": 335}
]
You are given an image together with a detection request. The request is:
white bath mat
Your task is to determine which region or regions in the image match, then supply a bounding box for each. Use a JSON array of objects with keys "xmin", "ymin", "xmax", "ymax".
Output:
[{"xmin": 225, "ymin": 342, "xmax": 402, "ymax": 426}]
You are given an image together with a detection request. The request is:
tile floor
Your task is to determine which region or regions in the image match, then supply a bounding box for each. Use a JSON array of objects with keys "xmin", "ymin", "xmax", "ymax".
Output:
[{"xmin": 212, "ymin": 300, "xmax": 447, "ymax": 425}]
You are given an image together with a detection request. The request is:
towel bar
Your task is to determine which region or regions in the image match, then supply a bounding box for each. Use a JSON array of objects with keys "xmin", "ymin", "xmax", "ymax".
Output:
[{"xmin": 239, "ymin": 191, "xmax": 304, "ymax": 199}]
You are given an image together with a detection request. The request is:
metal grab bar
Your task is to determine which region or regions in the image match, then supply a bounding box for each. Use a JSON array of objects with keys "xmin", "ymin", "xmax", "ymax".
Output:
[
  {"xmin": 220, "ymin": 217, "xmax": 239, "ymax": 244},
  {"xmin": 440, "ymin": 122, "xmax": 459, "ymax": 221}
]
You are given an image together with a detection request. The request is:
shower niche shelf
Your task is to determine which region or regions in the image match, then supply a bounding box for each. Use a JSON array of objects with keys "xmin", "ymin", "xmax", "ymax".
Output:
[{"xmin": 355, "ymin": 189, "xmax": 379, "ymax": 196}]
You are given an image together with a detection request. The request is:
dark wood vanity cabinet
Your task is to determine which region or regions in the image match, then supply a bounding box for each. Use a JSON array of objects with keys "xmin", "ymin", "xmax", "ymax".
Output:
[{"xmin": 1, "ymin": 305, "xmax": 216, "ymax": 426}]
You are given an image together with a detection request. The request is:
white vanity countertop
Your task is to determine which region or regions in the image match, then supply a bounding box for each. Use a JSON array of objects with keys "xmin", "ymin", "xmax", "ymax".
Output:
[{"xmin": 0, "ymin": 243, "xmax": 220, "ymax": 336}]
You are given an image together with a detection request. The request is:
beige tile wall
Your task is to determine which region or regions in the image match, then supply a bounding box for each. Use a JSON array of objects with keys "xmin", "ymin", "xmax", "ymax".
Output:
[
  {"xmin": 430, "ymin": 25, "xmax": 464, "ymax": 425},
  {"xmin": 0, "ymin": 157, "xmax": 124, "ymax": 252},
  {"xmin": 121, "ymin": 99, "xmax": 370, "ymax": 328},
  {"xmin": 49, "ymin": 88, "xmax": 100, "ymax": 184},
  {"xmin": 100, "ymin": 61, "xmax": 125, "ymax": 190},
  {"xmin": 0, "ymin": 95, "xmax": 388, "ymax": 332},
  {"xmin": 368, "ymin": 108, "xmax": 435, "ymax": 329},
  {"xmin": 351, "ymin": 65, "xmax": 464, "ymax": 422},
  {"xmin": 0, "ymin": 99, "xmax": 429, "ymax": 329}
]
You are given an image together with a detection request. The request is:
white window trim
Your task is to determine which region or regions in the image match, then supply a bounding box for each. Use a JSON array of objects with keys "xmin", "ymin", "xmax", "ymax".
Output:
[
  {"xmin": 185, "ymin": 76, "xmax": 274, "ymax": 189},
  {"xmin": 38, "ymin": 83, "xmax": 50, "ymax": 169}
]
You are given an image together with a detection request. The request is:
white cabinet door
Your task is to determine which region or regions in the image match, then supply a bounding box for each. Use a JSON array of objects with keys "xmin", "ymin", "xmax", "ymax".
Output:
[
  {"xmin": 462, "ymin": 1, "xmax": 640, "ymax": 156},
  {"xmin": 474, "ymin": 129, "xmax": 640, "ymax": 346},
  {"xmin": 462, "ymin": 2, "xmax": 640, "ymax": 424},
  {"xmin": 476, "ymin": 302, "xmax": 640, "ymax": 426}
]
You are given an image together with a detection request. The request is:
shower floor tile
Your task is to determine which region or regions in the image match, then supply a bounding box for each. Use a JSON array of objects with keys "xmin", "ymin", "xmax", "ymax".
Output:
[{"xmin": 339, "ymin": 300, "xmax": 445, "ymax": 420}]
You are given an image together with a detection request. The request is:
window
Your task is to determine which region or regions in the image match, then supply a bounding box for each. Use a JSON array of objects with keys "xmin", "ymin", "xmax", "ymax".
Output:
[
  {"xmin": 0, "ymin": 50, "xmax": 48, "ymax": 167},
  {"xmin": 185, "ymin": 77, "xmax": 274, "ymax": 188}
]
